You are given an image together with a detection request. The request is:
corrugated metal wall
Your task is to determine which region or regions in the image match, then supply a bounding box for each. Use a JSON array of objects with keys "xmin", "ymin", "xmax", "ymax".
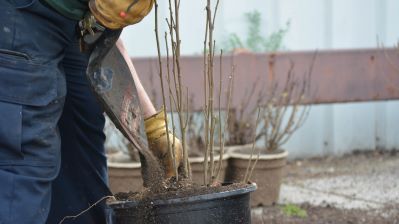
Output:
[{"xmin": 285, "ymin": 101, "xmax": 399, "ymax": 158}]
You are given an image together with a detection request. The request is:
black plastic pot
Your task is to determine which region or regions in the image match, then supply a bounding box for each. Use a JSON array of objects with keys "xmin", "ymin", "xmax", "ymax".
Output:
[{"xmin": 106, "ymin": 183, "xmax": 256, "ymax": 224}]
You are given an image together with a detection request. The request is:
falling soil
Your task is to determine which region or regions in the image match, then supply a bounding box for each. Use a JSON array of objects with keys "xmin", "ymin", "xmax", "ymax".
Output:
[{"xmin": 135, "ymin": 147, "xmax": 166, "ymax": 188}]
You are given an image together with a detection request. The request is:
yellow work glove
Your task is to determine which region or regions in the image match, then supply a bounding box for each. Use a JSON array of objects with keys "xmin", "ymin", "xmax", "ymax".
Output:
[
  {"xmin": 89, "ymin": 0, "xmax": 154, "ymax": 29},
  {"xmin": 144, "ymin": 108, "xmax": 183, "ymax": 178}
]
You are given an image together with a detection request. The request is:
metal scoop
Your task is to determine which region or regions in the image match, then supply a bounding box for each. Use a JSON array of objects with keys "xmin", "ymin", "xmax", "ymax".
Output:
[{"xmin": 86, "ymin": 29, "xmax": 163, "ymax": 187}]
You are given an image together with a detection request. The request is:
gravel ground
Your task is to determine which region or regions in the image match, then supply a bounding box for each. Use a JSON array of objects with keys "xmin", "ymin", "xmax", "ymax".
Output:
[{"xmin": 251, "ymin": 150, "xmax": 399, "ymax": 224}]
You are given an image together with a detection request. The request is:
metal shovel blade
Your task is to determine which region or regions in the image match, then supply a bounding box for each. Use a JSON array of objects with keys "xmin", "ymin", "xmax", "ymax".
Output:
[{"xmin": 86, "ymin": 29, "xmax": 163, "ymax": 187}]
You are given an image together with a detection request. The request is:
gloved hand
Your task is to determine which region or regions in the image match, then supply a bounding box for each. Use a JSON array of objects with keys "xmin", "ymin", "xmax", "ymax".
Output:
[
  {"xmin": 144, "ymin": 108, "xmax": 183, "ymax": 177},
  {"xmin": 89, "ymin": 0, "xmax": 154, "ymax": 29}
]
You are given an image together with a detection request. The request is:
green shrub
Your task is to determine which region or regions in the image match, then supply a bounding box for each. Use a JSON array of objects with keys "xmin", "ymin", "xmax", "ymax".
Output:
[
  {"xmin": 222, "ymin": 10, "xmax": 290, "ymax": 52},
  {"xmin": 281, "ymin": 204, "xmax": 308, "ymax": 218}
]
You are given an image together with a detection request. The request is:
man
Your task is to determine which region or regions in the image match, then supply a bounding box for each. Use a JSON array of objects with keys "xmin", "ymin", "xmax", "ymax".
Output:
[{"xmin": 0, "ymin": 0, "xmax": 181, "ymax": 223}]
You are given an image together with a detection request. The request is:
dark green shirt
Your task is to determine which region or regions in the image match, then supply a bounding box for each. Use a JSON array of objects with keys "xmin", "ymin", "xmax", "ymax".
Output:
[{"xmin": 42, "ymin": 0, "xmax": 89, "ymax": 20}]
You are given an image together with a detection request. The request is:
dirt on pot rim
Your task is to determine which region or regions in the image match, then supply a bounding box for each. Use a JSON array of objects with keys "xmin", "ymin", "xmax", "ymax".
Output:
[{"xmin": 113, "ymin": 181, "xmax": 256, "ymax": 203}]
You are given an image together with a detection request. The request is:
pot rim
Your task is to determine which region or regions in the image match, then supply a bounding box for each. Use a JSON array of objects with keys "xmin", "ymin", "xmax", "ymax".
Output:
[
  {"xmin": 189, "ymin": 154, "xmax": 230, "ymax": 163},
  {"xmin": 107, "ymin": 161, "xmax": 141, "ymax": 168},
  {"xmin": 108, "ymin": 182, "xmax": 257, "ymax": 208},
  {"xmin": 223, "ymin": 143, "xmax": 254, "ymax": 149},
  {"xmin": 228, "ymin": 149, "xmax": 288, "ymax": 160}
]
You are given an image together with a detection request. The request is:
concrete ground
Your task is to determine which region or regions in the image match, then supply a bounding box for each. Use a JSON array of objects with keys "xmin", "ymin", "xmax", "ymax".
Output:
[{"xmin": 251, "ymin": 150, "xmax": 399, "ymax": 223}]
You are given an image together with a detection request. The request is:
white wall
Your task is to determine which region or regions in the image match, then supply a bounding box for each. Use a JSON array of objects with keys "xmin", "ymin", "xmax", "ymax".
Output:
[
  {"xmin": 121, "ymin": 0, "xmax": 399, "ymax": 56},
  {"xmin": 284, "ymin": 101, "xmax": 399, "ymax": 159},
  {"xmin": 113, "ymin": 0, "xmax": 399, "ymax": 159}
]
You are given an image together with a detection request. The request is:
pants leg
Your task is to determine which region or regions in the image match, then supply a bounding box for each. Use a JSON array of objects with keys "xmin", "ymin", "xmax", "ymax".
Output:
[
  {"xmin": 46, "ymin": 40, "xmax": 112, "ymax": 224},
  {"xmin": 0, "ymin": 0, "xmax": 76, "ymax": 223}
]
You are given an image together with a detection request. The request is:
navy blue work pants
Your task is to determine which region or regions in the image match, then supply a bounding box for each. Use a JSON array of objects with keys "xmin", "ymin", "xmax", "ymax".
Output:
[{"xmin": 0, "ymin": 0, "xmax": 111, "ymax": 223}]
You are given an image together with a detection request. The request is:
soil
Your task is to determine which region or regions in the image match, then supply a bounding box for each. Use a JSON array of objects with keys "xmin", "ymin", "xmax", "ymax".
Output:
[
  {"xmin": 253, "ymin": 203, "xmax": 399, "ymax": 224},
  {"xmin": 114, "ymin": 180, "xmax": 248, "ymax": 202},
  {"xmin": 106, "ymin": 143, "xmax": 164, "ymax": 189},
  {"xmin": 137, "ymin": 148, "xmax": 165, "ymax": 188},
  {"xmin": 284, "ymin": 149, "xmax": 398, "ymax": 181}
]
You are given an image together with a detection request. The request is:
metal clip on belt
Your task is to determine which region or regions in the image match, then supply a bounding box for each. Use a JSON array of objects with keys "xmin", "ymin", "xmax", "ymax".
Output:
[{"xmin": 78, "ymin": 13, "xmax": 105, "ymax": 52}]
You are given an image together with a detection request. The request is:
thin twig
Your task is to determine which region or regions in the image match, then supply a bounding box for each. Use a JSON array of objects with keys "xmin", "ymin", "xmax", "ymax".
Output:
[
  {"xmin": 214, "ymin": 56, "xmax": 235, "ymax": 183},
  {"xmin": 203, "ymin": 0, "xmax": 211, "ymax": 185},
  {"xmin": 164, "ymin": 33, "xmax": 179, "ymax": 112},
  {"xmin": 172, "ymin": 0, "xmax": 189, "ymax": 177},
  {"xmin": 58, "ymin": 196, "xmax": 115, "ymax": 224},
  {"xmin": 154, "ymin": 0, "xmax": 177, "ymax": 178},
  {"xmin": 243, "ymin": 108, "xmax": 261, "ymax": 183},
  {"xmin": 164, "ymin": 32, "xmax": 179, "ymax": 178},
  {"xmin": 259, "ymin": 53, "xmax": 316, "ymax": 152},
  {"xmin": 165, "ymin": 0, "xmax": 190, "ymax": 178}
]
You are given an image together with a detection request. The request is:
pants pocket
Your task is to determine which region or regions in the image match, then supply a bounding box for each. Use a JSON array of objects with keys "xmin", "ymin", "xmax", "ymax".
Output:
[
  {"xmin": 0, "ymin": 101, "xmax": 23, "ymax": 161},
  {"xmin": 0, "ymin": 49, "xmax": 58, "ymax": 106},
  {"xmin": 0, "ymin": 49, "xmax": 63, "ymax": 165}
]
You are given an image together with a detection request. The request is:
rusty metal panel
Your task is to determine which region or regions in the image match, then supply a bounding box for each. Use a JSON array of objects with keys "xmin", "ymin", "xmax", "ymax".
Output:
[{"xmin": 132, "ymin": 48, "xmax": 399, "ymax": 111}]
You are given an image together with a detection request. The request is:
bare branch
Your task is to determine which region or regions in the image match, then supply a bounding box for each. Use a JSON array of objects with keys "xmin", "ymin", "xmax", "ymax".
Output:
[
  {"xmin": 154, "ymin": 1, "xmax": 177, "ymax": 178},
  {"xmin": 243, "ymin": 107, "xmax": 261, "ymax": 183}
]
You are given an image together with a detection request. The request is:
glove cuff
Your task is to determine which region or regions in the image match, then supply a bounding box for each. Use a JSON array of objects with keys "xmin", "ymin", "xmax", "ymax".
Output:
[
  {"xmin": 88, "ymin": 0, "xmax": 155, "ymax": 30},
  {"xmin": 144, "ymin": 107, "xmax": 167, "ymax": 142},
  {"xmin": 89, "ymin": 0, "xmax": 121, "ymax": 29}
]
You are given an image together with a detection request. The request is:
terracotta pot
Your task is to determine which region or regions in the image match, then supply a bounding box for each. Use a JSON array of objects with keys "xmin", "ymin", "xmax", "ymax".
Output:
[
  {"xmin": 223, "ymin": 144, "xmax": 254, "ymax": 154},
  {"xmin": 189, "ymin": 154, "xmax": 229, "ymax": 185},
  {"xmin": 107, "ymin": 162, "xmax": 143, "ymax": 194},
  {"xmin": 225, "ymin": 146, "xmax": 288, "ymax": 207}
]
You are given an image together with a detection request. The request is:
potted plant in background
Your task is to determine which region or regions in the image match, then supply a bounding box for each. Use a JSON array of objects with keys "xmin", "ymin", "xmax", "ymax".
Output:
[
  {"xmin": 224, "ymin": 79, "xmax": 262, "ymax": 153},
  {"xmin": 225, "ymin": 59, "xmax": 315, "ymax": 206},
  {"xmin": 221, "ymin": 10, "xmax": 291, "ymax": 154}
]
